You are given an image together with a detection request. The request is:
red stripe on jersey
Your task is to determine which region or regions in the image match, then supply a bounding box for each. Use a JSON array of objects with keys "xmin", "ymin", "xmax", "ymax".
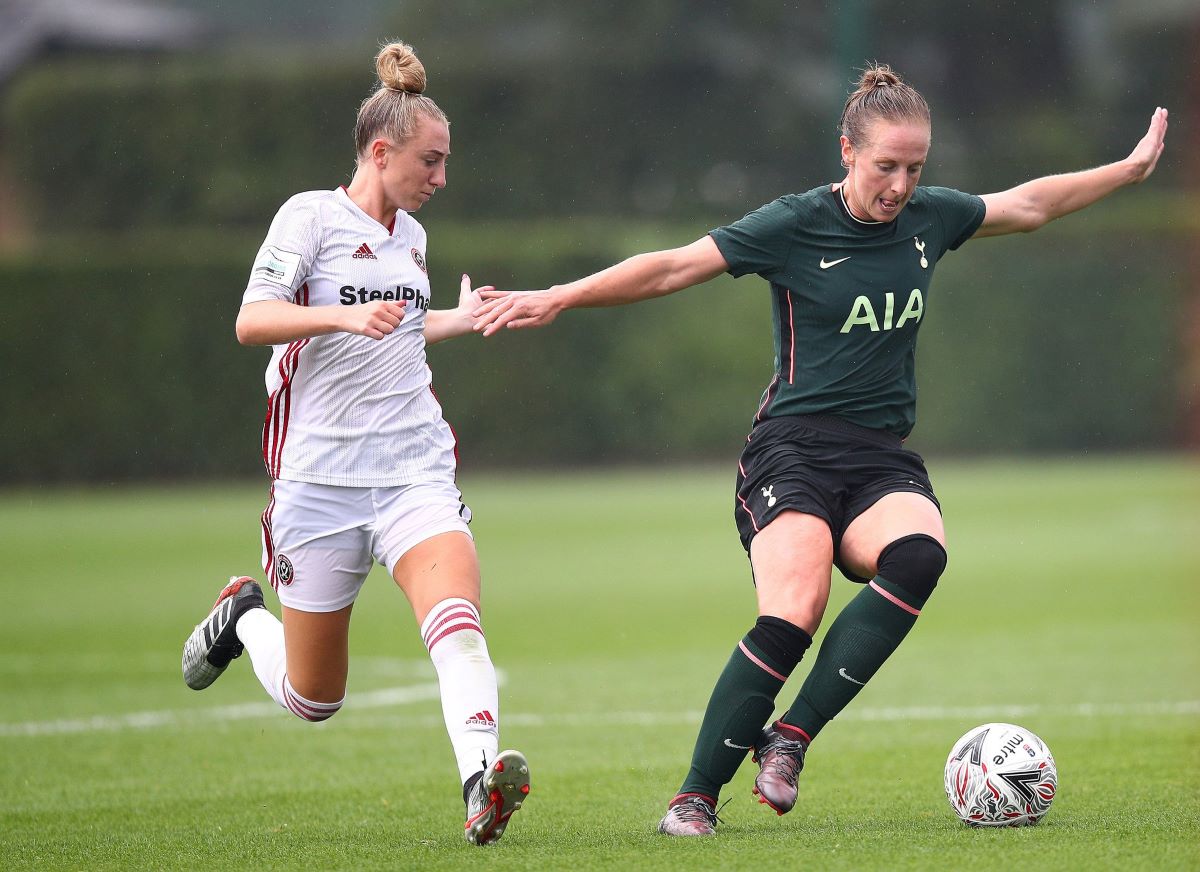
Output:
[
  {"xmin": 263, "ymin": 339, "xmax": 304, "ymax": 476},
  {"xmin": 261, "ymin": 284, "xmax": 311, "ymax": 478},
  {"xmin": 786, "ymin": 289, "xmax": 796, "ymax": 384},
  {"xmin": 273, "ymin": 339, "xmax": 309, "ymax": 477},
  {"xmin": 260, "ymin": 486, "xmax": 277, "ymax": 591},
  {"xmin": 754, "ymin": 374, "xmax": 779, "ymax": 424}
]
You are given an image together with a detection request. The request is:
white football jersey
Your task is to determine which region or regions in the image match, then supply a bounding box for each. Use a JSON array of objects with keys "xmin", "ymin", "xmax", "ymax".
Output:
[{"xmin": 242, "ymin": 187, "xmax": 457, "ymax": 487}]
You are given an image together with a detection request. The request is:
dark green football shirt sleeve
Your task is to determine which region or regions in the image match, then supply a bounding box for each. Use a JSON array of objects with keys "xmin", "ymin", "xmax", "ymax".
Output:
[
  {"xmin": 919, "ymin": 186, "xmax": 986, "ymax": 252},
  {"xmin": 708, "ymin": 198, "xmax": 798, "ymax": 279}
]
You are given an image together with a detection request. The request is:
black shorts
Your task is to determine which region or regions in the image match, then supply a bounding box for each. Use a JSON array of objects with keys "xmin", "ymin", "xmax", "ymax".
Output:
[{"xmin": 734, "ymin": 414, "xmax": 940, "ymax": 582}]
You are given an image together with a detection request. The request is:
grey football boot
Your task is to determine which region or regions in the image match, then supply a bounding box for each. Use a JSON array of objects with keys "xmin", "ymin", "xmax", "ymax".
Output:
[
  {"xmin": 464, "ymin": 749, "xmax": 530, "ymax": 845},
  {"xmin": 182, "ymin": 576, "xmax": 265, "ymax": 690},
  {"xmin": 751, "ymin": 720, "xmax": 809, "ymax": 814},
  {"xmin": 657, "ymin": 794, "xmax": 720, "ymax": 836}
]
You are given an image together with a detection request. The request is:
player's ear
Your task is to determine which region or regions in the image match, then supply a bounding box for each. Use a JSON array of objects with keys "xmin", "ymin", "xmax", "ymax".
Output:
[
  {"xmin": 839, "ymin": 135, "xmax": 855, "ymax": 169},
  {"xmin": 370, "ymin": 138, "xmax": 390, "ymax": 169}
]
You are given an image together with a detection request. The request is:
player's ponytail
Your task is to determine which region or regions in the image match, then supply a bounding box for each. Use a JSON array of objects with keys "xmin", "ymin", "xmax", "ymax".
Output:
[
  {"xmin": 838, "ymin": 63, "xmax": 929, "ymax": 154},
  {"xmin": 354, "ymin": 40, "xmax": 448, "ymax": 159}
]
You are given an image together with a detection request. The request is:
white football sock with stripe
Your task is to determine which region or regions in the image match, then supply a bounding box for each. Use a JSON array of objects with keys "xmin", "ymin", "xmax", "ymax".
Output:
[
  {"xmin": 421, "ymin": 598, "xmax": 500, "ymax": 784},
  {"xmin": 234, "ymin": 606, "xmax": 342, "ymax": 721},
  {"xmin": 235, "ymin": 607, "xmax": 290, "ymax": 709}
]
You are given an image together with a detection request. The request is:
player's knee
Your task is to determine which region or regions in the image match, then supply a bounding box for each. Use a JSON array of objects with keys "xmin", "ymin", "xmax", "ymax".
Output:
[
  {"xmin": 282, "ymin": 676, "xmax": 345, "ymax": 722},
  {"xmin": 747, "ymin": 615, "xmax": 813, "ymax": 673},
  {"xmin": 876, "ymin": 534, "xmax": 947, "ymax": 601}
]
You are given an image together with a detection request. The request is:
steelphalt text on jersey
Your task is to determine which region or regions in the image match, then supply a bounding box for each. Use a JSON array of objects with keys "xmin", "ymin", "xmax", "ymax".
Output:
[
  {"xmin": 710, "ymin": 184, "xmax": 986, "ymax": 438},
  {"xmin": 242, "ymin": 187, "xmax": 458, "ymax": 487}
]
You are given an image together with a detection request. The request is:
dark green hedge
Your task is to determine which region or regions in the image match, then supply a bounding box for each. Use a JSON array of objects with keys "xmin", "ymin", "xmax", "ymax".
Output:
[
  {"xmin": 0, "ymin": 220, "xmax": 1184, "ymax": 483},
  {"xmin": 2, "ymin": 53, "xmax": 826, "ymax": 233}
]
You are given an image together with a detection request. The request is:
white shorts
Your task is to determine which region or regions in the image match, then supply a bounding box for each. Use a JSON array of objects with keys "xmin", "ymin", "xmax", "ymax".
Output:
[{"xmin": 260, "ymin": 479, "xmax": 473, "ymax": 612}]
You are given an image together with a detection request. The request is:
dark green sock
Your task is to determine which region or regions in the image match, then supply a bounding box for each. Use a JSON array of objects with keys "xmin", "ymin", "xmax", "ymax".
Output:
[
  {"xmin": 677, "ymin": 635, "xmax": 792, "ymax": 800},
  {"xmin": 784, "ymin": 577, "xmax": 925, "ymax": 740}
]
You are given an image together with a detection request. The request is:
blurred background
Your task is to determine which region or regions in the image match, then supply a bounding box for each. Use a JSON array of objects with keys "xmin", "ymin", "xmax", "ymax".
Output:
[{"xmin": 0, "ymin": 0, "xmax": 1195, "ymax": 484}]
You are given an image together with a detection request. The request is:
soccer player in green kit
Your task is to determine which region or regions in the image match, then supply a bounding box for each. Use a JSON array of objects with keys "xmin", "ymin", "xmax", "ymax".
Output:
[{"xmin": 473, "ymin": 65, "xmax": 1168, "ymax": 835}]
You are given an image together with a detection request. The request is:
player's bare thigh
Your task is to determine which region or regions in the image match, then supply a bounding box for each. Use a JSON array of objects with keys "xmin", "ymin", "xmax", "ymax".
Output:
[
  {"xmin": 281, "ymin": 603, "xmax": 353, "ymax": 703},
  {"xmin": 392, "ymin": 530, "xmax": 481, "ymax": 625},
  {"xmin": 749, "ymin": 510, "xmax": 835, "ymax": 635},
  {"xmin": 839, "ymin": 492, "xmax": 945, "ymax": 580}
]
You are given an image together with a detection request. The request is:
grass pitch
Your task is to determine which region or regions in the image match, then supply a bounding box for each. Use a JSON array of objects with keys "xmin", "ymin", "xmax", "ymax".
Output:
[{"xmin": 1, "ymin": 456, "xmax": 1197, "ymax": 870}]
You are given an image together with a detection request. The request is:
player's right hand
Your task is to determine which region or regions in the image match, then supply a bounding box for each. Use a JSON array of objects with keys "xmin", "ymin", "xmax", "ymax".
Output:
[
  {"xmin": 344, "ymin": 300, "xmax": 406, "ymax": 340},
  {"xmin": 472, "ymin": 289, "xmax": 560, "ymax": 337}
]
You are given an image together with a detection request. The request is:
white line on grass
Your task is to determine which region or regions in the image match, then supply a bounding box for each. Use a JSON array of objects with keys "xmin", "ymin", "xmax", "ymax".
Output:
[
  {"xmin": 0, "ymin": 683, "xmax": 441, "ymax": 737},
  {"xmin": 2, "ymin": 694, "xmax": 1195, "ymax": 738}
]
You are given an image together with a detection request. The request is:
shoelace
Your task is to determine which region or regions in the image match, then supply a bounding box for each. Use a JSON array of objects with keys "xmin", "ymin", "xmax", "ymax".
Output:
[
  {"xmin": 673, "ymin": 796, "xmax": 729, "ymax": 826},
  {"xmin": 758, "ymin": 736, "xmax": 807, "ymax": 782}
]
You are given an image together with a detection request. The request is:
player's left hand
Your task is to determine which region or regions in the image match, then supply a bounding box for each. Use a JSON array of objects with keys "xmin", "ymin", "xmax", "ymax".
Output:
[
  {"xmin": 456, "ymin": 273, "xmax": 492, "ymax": 315},
  {"xmin": 1126, "ymin": 107, "xmax": 1168, "ymax": 183}
]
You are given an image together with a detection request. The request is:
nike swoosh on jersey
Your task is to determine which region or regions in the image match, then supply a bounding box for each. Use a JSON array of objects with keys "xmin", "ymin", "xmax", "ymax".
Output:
[{"xmin": 820, "ymin": 256, "xmax": 852, "ymax": 269}]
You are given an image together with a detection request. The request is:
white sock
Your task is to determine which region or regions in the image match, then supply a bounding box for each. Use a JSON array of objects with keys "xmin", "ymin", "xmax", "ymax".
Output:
[
  {"xmin": 281, "ymin": 676, "xmax": 344, "ymax": 722},
  {"xmin": 236, "ymin": 608, "xmax": 344, "ymax": 722},
  {"xmin": 421, "ymin": 598, "xmax": 500, "ymax": 784},
  {"xmin": 236, "ymin": 607, "xmax": 289, "ymax": 709}
]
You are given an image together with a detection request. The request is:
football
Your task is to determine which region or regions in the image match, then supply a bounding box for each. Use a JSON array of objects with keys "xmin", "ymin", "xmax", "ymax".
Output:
[{"xmin": 943, "ymin": 722, "xmax": 1057, "ymax": 827}]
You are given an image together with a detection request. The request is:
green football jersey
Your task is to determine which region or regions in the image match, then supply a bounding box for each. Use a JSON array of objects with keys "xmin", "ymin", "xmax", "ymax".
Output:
[{"xmin": 710, "ymin": 184, "xmax": 985, "ymax": 437}]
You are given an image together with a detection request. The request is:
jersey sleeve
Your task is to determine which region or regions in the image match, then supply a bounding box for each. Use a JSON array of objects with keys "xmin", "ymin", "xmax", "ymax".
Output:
[
  {"xmin": 921, "ymin": 186, "xmax": 986, "ymax": 252},
  {"xmin": 709, "ymin": 198, "xmax": 797, "ymax": 279},
  {"xmin": 242, "ymin": 195, "xmax": 323, "ymax": 305}
]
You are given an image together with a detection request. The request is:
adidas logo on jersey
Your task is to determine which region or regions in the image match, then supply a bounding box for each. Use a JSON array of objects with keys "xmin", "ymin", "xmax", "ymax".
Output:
[
  {"xmin": 466, "ymin": 710, "xmax": 497, "ymax": 728},
  {"xmin": 352, "ymin": 243, "xmax": 378, "ymax": 259}
]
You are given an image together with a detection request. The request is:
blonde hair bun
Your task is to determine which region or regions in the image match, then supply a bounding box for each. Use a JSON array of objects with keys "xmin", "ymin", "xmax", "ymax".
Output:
[
  {"xmin": 376, "ymin": 41, "xmax": 426, "ymax": 94},
  {"xmin": 860, "ymin": 65, "xmax": 901, "ymax": 89}
]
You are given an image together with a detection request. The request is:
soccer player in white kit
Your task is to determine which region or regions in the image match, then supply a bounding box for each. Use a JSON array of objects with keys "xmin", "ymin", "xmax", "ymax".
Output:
[{"xmin": 181, "ymin": 40, "xmax": 529, "ymax": 846}]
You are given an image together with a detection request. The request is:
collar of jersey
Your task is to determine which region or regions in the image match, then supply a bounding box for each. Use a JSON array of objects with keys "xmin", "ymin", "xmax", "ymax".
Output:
[
  {"xmin": 335, "ymin": 185, "xmax": 402, "ymax": 236},
  {"xmin": 836, "ymin": 184, "xmax": 887, "ymax": 226}
]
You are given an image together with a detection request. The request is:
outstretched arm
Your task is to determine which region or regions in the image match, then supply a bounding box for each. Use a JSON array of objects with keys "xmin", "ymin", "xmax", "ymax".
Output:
[
  {"xmin": 472, "ymin": 235, "xmax": 729, "ymax": 336},
  {"xmin": 973, "ymin": 107, "xmax": 1167, "ymax": 239},
  {"xmin": 424, "ymin": 275, "xmax": 491, "ymax": 345}
]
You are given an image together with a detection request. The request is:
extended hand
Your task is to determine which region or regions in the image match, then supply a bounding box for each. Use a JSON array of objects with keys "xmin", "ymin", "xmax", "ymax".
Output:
[
  {"xmin": 473, "ymin": 289, "xmax": 561, "ymax": 337},
  {"xmin": 457, "ymin": 273, "xmax": 492, "ymax": 316},
  {"xmin": 1127, "ymin": 107, "xmax": 1168, "ymax": 184}
]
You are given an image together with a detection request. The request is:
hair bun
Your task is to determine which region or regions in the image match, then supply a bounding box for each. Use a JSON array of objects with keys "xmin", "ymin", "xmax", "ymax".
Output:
[
  {"xmin": 861, "ymin": 65, "xmax": 901, "ymax": 89},
  {"xmin": 375, "ymin": 41, "xmax": 427, "ymax": 94}
]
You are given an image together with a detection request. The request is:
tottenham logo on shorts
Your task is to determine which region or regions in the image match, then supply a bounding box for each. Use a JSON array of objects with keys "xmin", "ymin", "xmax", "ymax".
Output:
[
  {"xmin": 761, "ymin": 485, "xmax": 778, "ymax": 507},
  {"xmin": 276, "ymin": 553, "xmax": 295, "ymax": 586},
  {"xmin": 411, "ymin": 247, "xmax": 427, "ymax": 274}
]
